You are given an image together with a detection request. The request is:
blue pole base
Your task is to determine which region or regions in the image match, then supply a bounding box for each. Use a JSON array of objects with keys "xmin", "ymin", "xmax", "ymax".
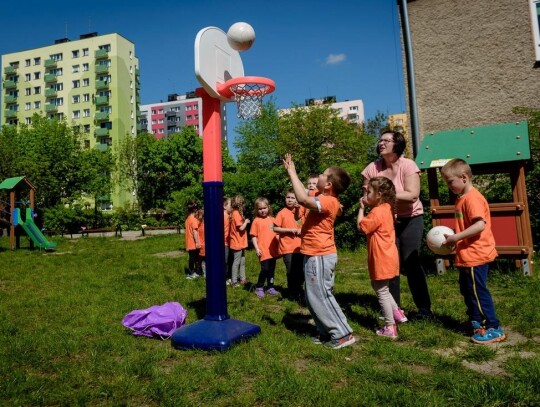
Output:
[{"xmin": 171, "ymin": 318, "xmax": 261, "ymax": 352}]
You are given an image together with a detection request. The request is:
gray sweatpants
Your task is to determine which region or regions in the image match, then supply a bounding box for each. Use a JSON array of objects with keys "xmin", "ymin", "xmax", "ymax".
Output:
[{"xmin": 304, "ymin": 254, "xmax": 352, "ymax": 340}]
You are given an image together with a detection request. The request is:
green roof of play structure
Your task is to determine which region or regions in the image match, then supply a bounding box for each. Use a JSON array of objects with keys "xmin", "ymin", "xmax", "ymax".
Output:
[
  {"xmin": 415, "ymin": 121, "xmax": 531, "ymax": 169},
  {"xmin": 0, "ymin": 176, "xmax": 34, "ymax": 191}
]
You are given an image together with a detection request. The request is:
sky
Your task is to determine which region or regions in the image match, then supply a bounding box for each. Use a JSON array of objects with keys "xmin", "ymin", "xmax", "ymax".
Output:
[{"xmin": 0, "ymin": 0, "xmax": 405, "ymax": 155}]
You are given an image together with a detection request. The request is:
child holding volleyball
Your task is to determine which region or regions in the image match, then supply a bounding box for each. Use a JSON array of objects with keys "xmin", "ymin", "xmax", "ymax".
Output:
[{"xmin": 440, "ymin": 158, "xmax": 505, "ymax": 344}]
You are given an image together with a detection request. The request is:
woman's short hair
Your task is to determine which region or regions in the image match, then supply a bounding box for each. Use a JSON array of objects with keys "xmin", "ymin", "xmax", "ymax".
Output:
[{"xmin": 376, "ymin": 130, "xmax": 406, "ymax": 157}]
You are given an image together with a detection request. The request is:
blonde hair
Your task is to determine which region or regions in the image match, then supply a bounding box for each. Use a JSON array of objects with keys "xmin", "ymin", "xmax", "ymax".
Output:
[
  {"xmin": 368, "ymin": 176, "xmax": 396, "ymax": 209},
  {"xmin": 441, "ymin": 158, "xmax": 473, "ymax": 179},
  {"xmin": 231, "ymin": 195, "xmax": 246, "ymax": 219},
  {"xmin": 253, "ymin": 197, "xmax": 272, "ymax": 218}
]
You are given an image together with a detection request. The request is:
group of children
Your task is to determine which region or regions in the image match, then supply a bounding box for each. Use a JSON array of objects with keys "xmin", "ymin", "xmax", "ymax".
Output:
[{"xmin": 185, "ymin": 155, "xmax": 505, "ymax": 349}]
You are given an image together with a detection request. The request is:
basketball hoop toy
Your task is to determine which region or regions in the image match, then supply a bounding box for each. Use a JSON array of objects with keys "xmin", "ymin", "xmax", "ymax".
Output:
[
  {"xmin": 217, "ymin": 76, "xmax": 276, "ymax": 119},
  {"xmin": 172, "ymin": 23, "xmax": 275, "ymax": 352}
]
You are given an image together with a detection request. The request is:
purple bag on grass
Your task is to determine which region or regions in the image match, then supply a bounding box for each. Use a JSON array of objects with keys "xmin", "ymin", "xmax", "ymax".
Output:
[{"xmin": 122, "ymin": 302, "xmax": 188, "ymax": 339}]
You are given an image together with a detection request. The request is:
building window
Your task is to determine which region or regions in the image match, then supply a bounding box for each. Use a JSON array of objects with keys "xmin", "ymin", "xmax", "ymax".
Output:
[
  {"xmin": 34, "ymin": 101, "xmax": 41, "ymax": 109},
  {"xmin": 83, "ymin": 48, "xmax": 89, "ymax": 56},
  {"xmin": 72, "ymin": 65, "xmax": 80, "ymax": 73},
  {"xmin": 72, "ymin": 80, "xmax": 80, "ymax": 88},
  {"xmin": 83, "ymin": 93, "xmax": 90, "ymax": 102},
  {"xmin": 82, "ymin": 78, "xmax": 90, "ymax": 87},
  {"xmin": 50, "ymin": 53, "xmax": 63, "ymax": 61},
  {"xmin": 34, "ymin": 57, "xmax": 41, "ymax": 65},
  {"xmin": 25, "ymin": 88, "xmax": 31, "ymax": 96},
  {"xmin": 83, "ymin": 124, "xmax": 90, "ymax": 133},
  {"xmin": 99, "ymin": 44, "xmax": 111, "ymax": 51},
  {"xmin": 72, "ymin": 50, "xmax": 79, "ymax": 58},
  {"xmin": 51, "ymin": 97, "xmax": 63, "ymax": 106},
  {"xmin": 34, "ymin": 72, "xmax": 41, "ymax": 80},
  {"xmin": 34, "ymin": 86, "xmax": 41, "ymax": 94},
  {"xmin": 83, "ymin": 109, "xmax": 90, "ymax": 117},
  {"xmin": 25, "ymin": 59, "xmax": 31, "ymax": 67},
  {"xmin": 51, "ymin": 68, "xmax": 63, "ymax": 76},
  {"xmin": 25, "ymin": 117, "xmax": 32, "ymax": 125},
  {"xmin": 73, "ymin": 110, "xmax": 80, "ymax": 119},
  {"xmin": 53, "ymin": 83, "xmax": 63, "ymax": 91},
  {"xmin": 349, "ymin": 106, "xmax": 358, "ymax": 111},
  {"xmin": 83, "ymin": 63, "xmax": 89, "ymax": 71},
  {"xmin": 25, "ymin": 102, "xmax": 31, "ymax": 111},
  {"xmin": 25, "ymin": 73, "xmax": 31, "ymax": 81},
  {"xmin": 73, "ymin": 95, "xmax": 80, "ymax": 103}
]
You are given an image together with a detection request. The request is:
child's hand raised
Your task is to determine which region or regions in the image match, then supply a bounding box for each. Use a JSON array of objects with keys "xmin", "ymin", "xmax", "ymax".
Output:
[{"xmin": 282, "ymin": 153, "xmax": 296, "ymax": 172}]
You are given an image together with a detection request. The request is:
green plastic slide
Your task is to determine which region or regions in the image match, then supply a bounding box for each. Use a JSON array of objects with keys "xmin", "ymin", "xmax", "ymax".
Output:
[{"xmin": 14, "ymin": 208, "xmax": 57, "ymax": 250}]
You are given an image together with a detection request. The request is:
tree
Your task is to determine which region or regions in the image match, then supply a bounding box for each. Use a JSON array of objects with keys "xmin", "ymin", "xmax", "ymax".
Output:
[{"xmin": 12, "ymin": 114, "xmax": 83, "ymax": 207}]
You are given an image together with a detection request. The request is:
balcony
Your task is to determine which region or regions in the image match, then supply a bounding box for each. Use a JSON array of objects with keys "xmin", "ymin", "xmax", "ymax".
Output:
[
  {"xmin": 95, "ymin": 49, "xmax": 108, "ymax": 59},
  {"xmin": 94, "ymin": 127, "xmax": 109, "ymax": 137},
  {"xmin": 44, "ymin": 59, "xmax": 57, "ymax": 68},
  {"xmin": 95, "ymin": 144, "xmax": 109, "ymax": 152},
  {"xmin": 4, "ymin": 110, "xmax": 17, "ymax": 118},
  {"xmin": 45, "ymin": 88, "xmax": 57, "ymax": 98},
  {"xmin": 4, "ymin": 95, "xmax": 17, "ymax": 103},
  {"xmin": 95, "ymin": 65, "xmax": 109, "ymax": 74},
  {"xmin": 95, "ymin": 80, "xmax": 109, "ymax": 90},
  {"xmin": 44, "ymin": 73, "xmax": 57, "ymax": 83},
  {"xmin": 94, "ymin": 96, "xmax": 109, "ymax": 105},
  {"xmin": 4, "ymin": 66, "xmax": 16, "ymax": 75},
  {"xmin": 45, "ymin": 104, "xmax": 58, "ymax": 113},
  {"xmin": 3, "ymin": 80, "xmax": 16, "ymax": 89},
  {"xmin": 94, "ymin": 112, "xmax": 109, "ymax": 121}
]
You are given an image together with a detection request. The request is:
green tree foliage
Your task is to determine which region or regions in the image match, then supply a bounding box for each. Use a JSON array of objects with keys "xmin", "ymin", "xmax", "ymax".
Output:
[
  {"xmin": 229, "ymin": 100, "xmax": 379, "ymax": 249},
  {"xmin": 119, "ymin": 127, "xmax": 203, "ymax": 213}
]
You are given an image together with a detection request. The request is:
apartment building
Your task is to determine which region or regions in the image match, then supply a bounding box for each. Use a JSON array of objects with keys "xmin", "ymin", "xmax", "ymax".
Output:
[
  {"xmin": 279, "ymin": 96, "xmax": 365, "ymax": 125},
  {"xmin": 139, "ymin": 92, "xmax": 203, "ymax": 140},
  {"xmin": 1, "ymin": 32, "xmax": 140, "ymax": 209}
]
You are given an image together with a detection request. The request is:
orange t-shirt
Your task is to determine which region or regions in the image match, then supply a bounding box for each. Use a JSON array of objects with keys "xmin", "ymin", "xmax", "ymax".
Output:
[
  {"xmin": 300, "ymin": 194, "xmax": 340, "ymax": 256},
  {"xmin": 224, "ymin": 211, "xmax": 231, "ymax": 247},
  {"xmin": 274, "ymin": 207, "xmax": 302, "ymax": 255},
  {"xmin": 198, "ymin": 220, "xmax": 205, "ymax": 257},
  {"xmin": 250, "ymin": 216, "xmax": 279, "ymax": 261},
  {"xmin": 185, "ymin": 214, "xmax": 199, "ymax": 251},
  {"xmin": 454, "ymin": 187, "xmax": 497, "ymax": 267},
  {"xmin": 359, "ymin": 203, "xmax": 399, "ymax": 281},
  {"xmin": 229, "ymin": 210, "xmax": 248, "ymax": 250}
]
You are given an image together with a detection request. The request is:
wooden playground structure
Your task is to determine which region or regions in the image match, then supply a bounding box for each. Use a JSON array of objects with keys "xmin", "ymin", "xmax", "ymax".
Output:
[{"xmin": 416, "ymin": 122, "xmax": 534, "ymax": 276}]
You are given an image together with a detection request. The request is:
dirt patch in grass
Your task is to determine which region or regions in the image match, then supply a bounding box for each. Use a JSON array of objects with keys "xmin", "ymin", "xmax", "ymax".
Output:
[{"xmin": 434, "ymin": 328, "xmax": 536, "ymax": 377}]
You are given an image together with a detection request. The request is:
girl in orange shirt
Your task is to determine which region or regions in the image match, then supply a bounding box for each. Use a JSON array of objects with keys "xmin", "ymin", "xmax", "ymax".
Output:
[
  {"xmin": 357, "ymin": 176, "xmax": 407, "ymax": 339},
  {"xmin": 196, "ymin": 208, "xmax": 206, "ymax": 277},
  {"xmin": 251, "ymin": 197, "xmax": 280, "ymax": 298},
  {"xmin": 229, "ymin": 195, "xmax": 250, "ymax": 287},
  {"xmin": 185, "ymin": 201, "xmax": 202, "ymax": 279}
]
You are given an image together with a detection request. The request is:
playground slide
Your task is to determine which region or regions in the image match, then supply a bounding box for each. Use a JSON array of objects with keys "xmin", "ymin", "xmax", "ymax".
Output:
[{"xmin": 13, "ymin": 208, "xmax": 57, "ymax": 250}]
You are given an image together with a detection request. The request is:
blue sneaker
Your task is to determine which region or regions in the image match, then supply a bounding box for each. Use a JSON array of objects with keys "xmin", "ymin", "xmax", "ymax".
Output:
[{"xmin": 471, "ymin": 326, "xmax": 506, "ymax": 344}]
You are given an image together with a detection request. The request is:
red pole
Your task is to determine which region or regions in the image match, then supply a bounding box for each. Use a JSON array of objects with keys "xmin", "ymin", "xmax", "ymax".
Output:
[{"xmin": 196, "ymin": 88, "xmax": 222, "ymax": 182}]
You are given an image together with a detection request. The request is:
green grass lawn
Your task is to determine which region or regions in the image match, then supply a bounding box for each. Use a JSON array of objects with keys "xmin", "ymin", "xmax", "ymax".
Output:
[{"xmin": 1, "ymin": 234, "xmax": 539, "ymax": 406}]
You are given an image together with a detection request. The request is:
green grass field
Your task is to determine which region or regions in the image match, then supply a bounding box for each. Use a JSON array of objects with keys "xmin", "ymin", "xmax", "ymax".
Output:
[{"xmin": 1, "ymin": 234, "xmax": 539, "ymax": 406}]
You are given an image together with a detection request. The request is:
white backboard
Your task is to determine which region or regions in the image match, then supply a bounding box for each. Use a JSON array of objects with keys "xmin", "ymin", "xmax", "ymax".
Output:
[{"xmin": 194, "ymin": 27, "xmax": 244, "ymax": 101}]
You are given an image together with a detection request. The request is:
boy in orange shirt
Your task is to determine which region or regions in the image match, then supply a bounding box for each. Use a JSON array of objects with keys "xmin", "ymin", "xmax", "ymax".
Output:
[
  {"xmin": 273, "ymin": 190, "xmax": 304, "ymax": 301},
  {"xmin": 358, "ymin": 176, "xmax": 407, "ymax": 339},
  {"xmin": 441, "ymin": 158, "xmax": 505, "ymax": 344},
  {"xmin": 283, "ymin": 153, "xmax": 355, "ymax": 349},
  {"xmin": 185, "ymin": 201, "xmax": 201, "ymax": 279}
]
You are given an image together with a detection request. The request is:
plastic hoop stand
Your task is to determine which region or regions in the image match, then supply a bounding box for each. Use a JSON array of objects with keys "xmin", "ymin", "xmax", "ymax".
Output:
[{"xmin": 217, "ymin": 76, "xmax": 275, "ymax": 119}]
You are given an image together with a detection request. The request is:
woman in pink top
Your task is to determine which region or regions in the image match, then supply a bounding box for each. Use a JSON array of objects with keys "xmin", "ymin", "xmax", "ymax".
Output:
[{"xmin": 361, "ymin": 130, "xmax": 432, "ymax": 320}]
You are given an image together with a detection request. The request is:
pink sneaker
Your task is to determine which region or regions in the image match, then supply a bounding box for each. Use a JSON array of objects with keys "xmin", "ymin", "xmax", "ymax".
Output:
[
  {"xmin": 376, "ymin": 324, "xmax": 398, "ymax": 339},
  {"xmin": 393, "ymin": 308, "xmax": 408, "ymax": 324}
]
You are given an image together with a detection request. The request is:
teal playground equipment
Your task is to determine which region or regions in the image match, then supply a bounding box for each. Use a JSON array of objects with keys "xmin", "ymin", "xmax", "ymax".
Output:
[
  {"xmin": 13, "ymin": 208, "xmax": 57, "ymax": 250},
  {"xmin": 0, "ymin": 176, "xmax": 56, "ymax": 251}
]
